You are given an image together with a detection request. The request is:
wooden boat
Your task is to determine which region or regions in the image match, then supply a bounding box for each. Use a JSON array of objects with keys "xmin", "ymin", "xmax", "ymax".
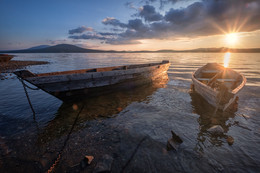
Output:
[
  {"xmin": 14, "ymin": 60, "xmax": 170, "ymax": 101},
  {"xmin": 0, "ymin": 54, "xmax": 14, "ymax": 63},
  {"xmin": 191, "ymin": 63, "xmax": 246, "ymax": 111}
]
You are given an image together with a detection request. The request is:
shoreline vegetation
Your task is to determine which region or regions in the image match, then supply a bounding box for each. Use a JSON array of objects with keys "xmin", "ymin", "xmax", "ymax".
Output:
[{"xmin": 1, "ymin": 44, "xmax": 260, "ymax": 53}]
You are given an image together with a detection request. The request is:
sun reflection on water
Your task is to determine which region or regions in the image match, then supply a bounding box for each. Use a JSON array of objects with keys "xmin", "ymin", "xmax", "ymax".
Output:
[{"xmin": 224, "ymin": 52, "xmax": 231, "ymax": 68}]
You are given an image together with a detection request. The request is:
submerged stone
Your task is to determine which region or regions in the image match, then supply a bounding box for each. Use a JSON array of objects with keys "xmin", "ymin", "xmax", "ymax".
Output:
[
  {"xmin": 226, "ymin": 136, "xmax": 234, "ymax": 145},
  {"xmin": 94, "ymin": 154, "xmax": 113, "ymax": 173},
  {"xmin": 167, "ymin": 130, "xmax": 183, "ymax": 151},
  {"xmin": 80, "ymin": 155, "xmax": 94, "ymax": 169},
  {"xmin": 208, "ymin": 125, "xmax": 224, "ymax": 134}
]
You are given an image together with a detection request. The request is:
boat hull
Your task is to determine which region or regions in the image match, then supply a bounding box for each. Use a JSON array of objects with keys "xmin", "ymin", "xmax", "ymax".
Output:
[
  {"xmin": 15, "ymin": 61, "xmax": 170, "ymax": 101},
  {"xmin": 191, "ymin": 63, "xmax": 246, "ymax": 111}
]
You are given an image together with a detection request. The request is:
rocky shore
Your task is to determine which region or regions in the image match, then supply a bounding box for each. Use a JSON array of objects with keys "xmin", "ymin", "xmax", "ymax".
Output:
[
  {"xmin": 0, "ymin": 60, "xmax": 48, "ymax": 73},
  {"xmin": 0, "ymin": 60, "xmax": 48, "ymax": 80}
]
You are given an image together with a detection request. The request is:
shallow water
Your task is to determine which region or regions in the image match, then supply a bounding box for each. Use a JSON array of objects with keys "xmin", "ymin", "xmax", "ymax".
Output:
[{"xmin": 0, "ymin": 53, "xmax": 259, "ymax": 172}]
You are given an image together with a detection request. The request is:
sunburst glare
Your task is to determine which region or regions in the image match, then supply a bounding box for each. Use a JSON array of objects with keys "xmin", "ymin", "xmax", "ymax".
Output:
[{"xmin": 225, "ymin": 33, "xmax": 239, "ymax": 45}]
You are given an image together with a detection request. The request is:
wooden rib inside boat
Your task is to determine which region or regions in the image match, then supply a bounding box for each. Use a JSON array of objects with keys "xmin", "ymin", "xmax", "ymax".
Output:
[
  {"xmin": 14, "ymin": 60, "xmax": 170, "ymax": 101},
  {"xmin": 192, "ymin": 63, "xmax": 246, "ymax": 111}
]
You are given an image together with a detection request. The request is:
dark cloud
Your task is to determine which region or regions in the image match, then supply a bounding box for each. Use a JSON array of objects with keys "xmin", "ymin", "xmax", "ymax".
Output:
[
  {"xmin": 128, "ymin": 19, "xmax": 149, "ymax": 32},
  {"xmin": 69, "ymin": 33, "xmax": 107, "ymax": 40},
  {"xmin": 69, "ymin": 0, "xmax": 260, "ymax": 45},
  {"xmin": 164, "ymin": 2, "xmax": 203, "ymax": 25},
  {"xmin": 69, "ymin": 26, "xmax": 93, "ymax": 35},
  {"xmin": 139, "ymin": 5, "xmax": 163, "ymax": 22},
  {"xmin": 99, "ymin": 32, "xmax": 118, "ymax": 36}
]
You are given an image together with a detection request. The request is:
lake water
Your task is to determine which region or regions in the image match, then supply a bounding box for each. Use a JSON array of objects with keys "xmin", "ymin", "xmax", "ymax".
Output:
[{"xmin": 0, "ymin": 53, "xmax": 259, "ymax": 172}]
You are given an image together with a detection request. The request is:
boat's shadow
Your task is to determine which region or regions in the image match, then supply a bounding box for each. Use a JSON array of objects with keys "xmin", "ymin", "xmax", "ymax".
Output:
[
  {"xmin": 37, "ymin": 74, "xmax": 169, "ymax": 144},
  {"xmin": 189, "ymin": 86, "xmax": 238, "ymax": 149}
]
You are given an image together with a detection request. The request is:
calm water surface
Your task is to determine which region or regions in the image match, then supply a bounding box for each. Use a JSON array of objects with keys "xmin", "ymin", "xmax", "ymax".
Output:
[{"xmin": 0, "ymin": 53, "xmax": 259, "ymax": 172}]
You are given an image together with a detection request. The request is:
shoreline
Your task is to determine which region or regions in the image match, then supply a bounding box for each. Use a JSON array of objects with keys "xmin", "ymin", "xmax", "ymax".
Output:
[{"xmin": 0, "ymin": 60, "xmax": 48, "ymax": 73}]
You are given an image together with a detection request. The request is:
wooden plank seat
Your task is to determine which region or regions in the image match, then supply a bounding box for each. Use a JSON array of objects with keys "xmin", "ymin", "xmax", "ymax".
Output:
[
  {"xmin": 201, "ymin": 70, "xmax": 221, "ymax": 73},
  {"xmin": 217, "ymin": 79, "xmax": 236, "ymax": 82},
  {"xmin": 197, "ymin": 78, "xmax": 236, "ymax": 82}
]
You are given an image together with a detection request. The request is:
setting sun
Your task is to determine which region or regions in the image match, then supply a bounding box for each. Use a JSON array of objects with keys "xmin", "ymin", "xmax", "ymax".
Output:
[{"xmin": 225, "ymin": 33, "xmax": 239, "ymax": 45}]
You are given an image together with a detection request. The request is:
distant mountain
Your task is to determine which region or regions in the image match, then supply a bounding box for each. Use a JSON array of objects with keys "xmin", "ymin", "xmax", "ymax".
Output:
[
  {"xmin": 1, "ymin": 44, "xmax": 260, "ymax": 53},
  {"xmin": 1, "ymin": 44, "xmax": 108, "ymax": 53},
  {"xmin": 27, "ymin": 45, "xmax": 51, "ymax": 50},
  {"xmin": 28, "ymin": 44, "xmax": 104, "ymax": 53}
]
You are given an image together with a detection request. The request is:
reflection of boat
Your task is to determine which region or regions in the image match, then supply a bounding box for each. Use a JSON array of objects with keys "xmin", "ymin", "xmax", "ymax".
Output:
[
  {"xmin": 191, "ymin": 63, "xmax": 246, "ymax": 111},
  {"xmin": 189, "ymin": 90, "xmax": 237, "ymax": 148},
  {"xmin": 37, "ymin": 74, "xmax": 169, "ymax": 143},
  {"xmin": 0, "ymin": 54, "xmax": 14, "ymax": 62},
  {"xmin": 14, "ymin": 60, "xmax": 170, "ymax": 101}
]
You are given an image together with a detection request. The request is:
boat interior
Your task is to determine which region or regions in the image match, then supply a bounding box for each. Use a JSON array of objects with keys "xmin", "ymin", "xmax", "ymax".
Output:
[
  {"xmin": 16, "ymin": 61, "xmax": 168, "ymax": 78},
  {"xmin": 194, "ymin": 63, "xmax": 242, "ymax": 91}
]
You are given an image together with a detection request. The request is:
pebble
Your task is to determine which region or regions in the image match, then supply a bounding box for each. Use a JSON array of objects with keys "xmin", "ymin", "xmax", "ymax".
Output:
[
  {"xmin": 167, "ymin": 131, "xmax": 183, "ymax": 151},
  {"xmin": 80, "ymin": 155, "xmax": 94, "ymax": 169},
  {"xmin": 226, "ymin": 136, "xmax": 234, "ymax": 145},
  {"xmin": 208, "ymin": 125, "xmax": 224, "ymax": 134}
]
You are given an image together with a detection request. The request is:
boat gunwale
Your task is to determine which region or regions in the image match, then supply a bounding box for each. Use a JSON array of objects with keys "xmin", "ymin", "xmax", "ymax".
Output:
[
  {"xmin": 32, "ymin": 61, "xmax": 169, "ymax": 78},
  {"xmin": 192, "ymin": 63, "xmax": 246, "ymax": 95}
]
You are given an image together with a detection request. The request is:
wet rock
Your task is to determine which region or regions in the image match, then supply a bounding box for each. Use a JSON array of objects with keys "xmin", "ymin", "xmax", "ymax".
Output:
[
  {"xmin": 94, "ymin": 154, "xmax": 113, "ymax": 173},
  {"xmin": 167, "ymin": 130, "xmax": 183, "ymax": 151},
  {"xmin": 39, "ymin": 158, "xmax": 49, "ymax": 168},
  {"xmin": 0, "ymin": 75, "xmax": 4, "ymax": 80},
  {"xmin": 226, "ymin": 136, "xmax": 234, "ymax": 145},
  {"xmin": 80, "ymin": 155, "xmax": 94, "ymax": 169},
  {"xmin": 39, "ymin": 152, "xmax": 58, "ymax": 169},
  {"xmin": 208, "ymin": 125, "xmax": 224, "ymax": 134},
  {"xmin": 116, "ymin": 107, "xmax": 122, "ymax": 112}
]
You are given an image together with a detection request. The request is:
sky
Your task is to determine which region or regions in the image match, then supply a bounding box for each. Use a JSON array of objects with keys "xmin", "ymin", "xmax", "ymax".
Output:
[{"xmin": 0, "ymin": 0, "xmax": 260, "ymax": 51}]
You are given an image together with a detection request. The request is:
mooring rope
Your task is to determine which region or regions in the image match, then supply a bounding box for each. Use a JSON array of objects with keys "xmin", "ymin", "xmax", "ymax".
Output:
[
  {"xmin": 17, "ymin": 77, "xmax": 38, "ymax": 116},
  {"xmin": 18, "ymin": 77, "xmax": 40, "ymax": 90},
  {"xmin": 16, "ymin": 77, "xmax": 85, "ymax": 172},
  {"xmin": 121, "ymin": 136, "xmax": 147, "ymax": 173},
  {"xmin": 47, "ymin": 104, "xmax": 85, "ymax": 173}
]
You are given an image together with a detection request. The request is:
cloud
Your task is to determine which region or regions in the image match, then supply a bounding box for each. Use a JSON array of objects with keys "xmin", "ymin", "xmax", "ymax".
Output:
[
  {"xmin": 138, "ymin": 5, "xmax": 163, "ymax": 22},
  {"xmin": 68, "ymin": 0, "xmax": 260, "ymax": 45},
  {"xmin": 164, "ymin": 0, "xmax": 260, "ymax": 34},
  {"xmin": 102, "ymin": 17, "xmax": 128, "ymax": 28},
  {"xmin": 164, "ymin": 2, "xmax": 203, "ymax": 25},
  {"xmin": 69, "ymin": 26, "xmax": 93, "ymax": 34},
  {"xmin": 125, "ymin": 2, "xmax": 137, "ymax": 10},
  {"xmin": 128, "ymin": 19, "xmax": 149, "ymax": 32},
  {"xmin": 69, "ymin": 33, "xmax": 107, "ymax": 40},
  {"xmin": 98, "ymin": 32, "xmax": 118, "ymax": 36}
]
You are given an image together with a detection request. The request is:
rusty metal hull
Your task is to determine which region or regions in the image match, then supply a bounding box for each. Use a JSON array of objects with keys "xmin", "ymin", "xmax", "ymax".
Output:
[{"xmin": 14, "ymin": 60, "xmax": 170, "ymax": 101}]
